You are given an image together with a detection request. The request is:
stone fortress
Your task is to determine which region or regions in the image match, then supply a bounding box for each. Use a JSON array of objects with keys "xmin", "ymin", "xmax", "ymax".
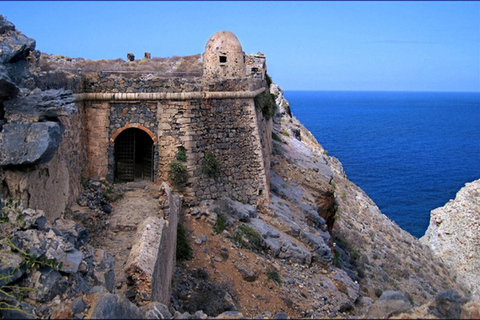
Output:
[
  {"xmin": 77, "ymin": 30, "xmax": 272, "ymax": 206},
  {"xmin": 1, "ymin": 29, "xmax": 275, "ymax": 221}
]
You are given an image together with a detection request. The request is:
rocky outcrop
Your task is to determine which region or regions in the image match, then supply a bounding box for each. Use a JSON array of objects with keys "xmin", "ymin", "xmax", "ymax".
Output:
[
  {"xmin": 366, "ymin": 290, "xmax": 412, "ymax": 319},
  {"xmin": 0, "ymin": 204, "xmax": 112, "ymax": 318},
  {"xmin": 0, "ymin": 16, "xmax": 86, "ymax": 220},
  {"xmin": 0, "ymin": 15, "xmax": 36, "ymax": 92},
  {"xmin": 0, "ymin": 121, "xmax": 62, "ymax": 166},
  {"xmin": 268, "ymin": 82, "xmax": 468, "ymax": 312},
  {"xmin": 421, "ymin": 179, "xmax": 480, "ymax": 296}
]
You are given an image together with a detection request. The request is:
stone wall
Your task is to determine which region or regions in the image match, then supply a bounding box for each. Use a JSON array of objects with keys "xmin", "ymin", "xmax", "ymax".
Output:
[
  {"xmin": 156, "ymin": 95, "xmax": 269, "ymax": 205},
  {"xmin": 82, "ymin": 74, "xmax": 203, "ymax": 94},
  {"xmin": 76, "ymin": 75, "xmax": 270, "ymax": 205},
  {"xmin": 83, "ymin": 101, "xmax": 110, "ymax": 180},
  {"xmin": 254, "ymin": 98, "xmax": 273, "ymax": 202},
  {"xmin": 125, "ymin": 182, "xmax": 180, "ymax": 306}
]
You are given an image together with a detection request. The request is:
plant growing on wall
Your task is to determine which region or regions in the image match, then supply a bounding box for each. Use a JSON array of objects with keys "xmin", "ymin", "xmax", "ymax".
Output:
[
  {"xmin": 176, "ymin": 223, "xmax": 193, "ymax": 261},
  {"xmin": 254, "ymin": 91, "xmax": 277, "ymax": 120},
  {"xmin": 266, "ymin": 73, "xmax": 273, "ymax": 88},
  {"xmin": 175, "ymin": 146, "xmax": 187, "ymax": 162},
  {"xmin": 201, "ymin": 152, "xmax": 220, "ymax": 178},
  {"xmin": 168, "ymin": 161, "xmax": 188, "ymax": 191}
]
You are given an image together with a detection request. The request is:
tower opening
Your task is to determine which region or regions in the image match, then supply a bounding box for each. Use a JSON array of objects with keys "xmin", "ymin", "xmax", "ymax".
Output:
[{"xmin": 114, "ymin": 128, "xmax": 154, "ymax": 182}]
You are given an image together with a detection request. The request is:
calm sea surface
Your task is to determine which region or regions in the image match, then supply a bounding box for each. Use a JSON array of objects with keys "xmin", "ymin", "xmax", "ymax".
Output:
[{"xmin": 284, "ymin": 91, "xmax": 480, "ymax": 238}]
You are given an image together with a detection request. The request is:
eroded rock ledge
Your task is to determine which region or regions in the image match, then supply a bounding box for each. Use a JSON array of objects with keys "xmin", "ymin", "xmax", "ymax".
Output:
[{"xmin": 421, "ymin": 179, "xmax": 480, "ymax": 296}]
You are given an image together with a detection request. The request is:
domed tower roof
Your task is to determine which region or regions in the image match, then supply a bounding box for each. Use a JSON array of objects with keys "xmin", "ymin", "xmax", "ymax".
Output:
[
  {"xmin": 205, "ymin": 31, "xmax": 243, "ymax": 53},
  {"xmin": 203, "ymin": 31, "xmax": 246, "ymax": 79}
]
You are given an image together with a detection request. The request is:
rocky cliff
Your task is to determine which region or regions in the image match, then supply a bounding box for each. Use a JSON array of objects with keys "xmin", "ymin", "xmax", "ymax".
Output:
[
  {"xmin": 0, "ymin": 15, "xmax": 86, "ymax": 221},
  {"xmin": 421, "ymin": 179, "xmax": 480, "ymax": 297}
]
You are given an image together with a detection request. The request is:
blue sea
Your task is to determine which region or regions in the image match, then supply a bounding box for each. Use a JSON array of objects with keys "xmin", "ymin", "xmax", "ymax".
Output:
[{"xmin": 284, "ymin": 91, "xmax": 480, "ymax": 238}]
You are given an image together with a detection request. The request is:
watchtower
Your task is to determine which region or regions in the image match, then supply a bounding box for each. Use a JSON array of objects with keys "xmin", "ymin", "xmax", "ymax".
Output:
[{"xmin": 203, "ymin": 31, "xmax": 246, "ymax": 79}]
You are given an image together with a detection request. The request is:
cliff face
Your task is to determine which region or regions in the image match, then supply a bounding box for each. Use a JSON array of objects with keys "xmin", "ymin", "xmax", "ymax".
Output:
[
  {"xmin": 269, "ymin": 85, "xmax": 468, "ymax": 305},
  {"xmin": 0, "ymin": 15, "xmax": 87, "ymax": 220},
  {"xmin": 421, "ymin": 179, "xmax": 480, "ymax": 296}
]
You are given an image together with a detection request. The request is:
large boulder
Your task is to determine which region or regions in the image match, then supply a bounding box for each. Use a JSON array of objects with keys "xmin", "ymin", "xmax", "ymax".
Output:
[
  {"xmin": 366, "ymin": 290, "xmax": 412, "ymax": 319},
  {"xmin": 0, "ymin": 121, "xmax": 62, "ymax": 165},
  {"xmin": 434, "ymin": 289, "xmax": 465, "ymax": 319},
  {"xmin": 86, "ymin": 292, "xmax": 146, "ymax": 319}
]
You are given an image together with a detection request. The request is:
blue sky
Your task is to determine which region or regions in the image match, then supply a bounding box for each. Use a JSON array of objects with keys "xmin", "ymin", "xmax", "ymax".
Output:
[{"xmin": 1, "ymin": 1, "xmax": 479, "ymax": 92}]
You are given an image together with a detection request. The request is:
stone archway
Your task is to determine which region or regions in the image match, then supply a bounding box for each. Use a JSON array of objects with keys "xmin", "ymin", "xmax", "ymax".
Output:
[{"xmin": 113, "ymin": 127, "xmax": 155, "ymax": 182}]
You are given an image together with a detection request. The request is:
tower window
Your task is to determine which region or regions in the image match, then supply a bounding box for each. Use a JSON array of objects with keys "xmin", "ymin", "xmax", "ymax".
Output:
[{"xmin": 219, "ymin": 56, "xmax": 227, "ymax": 63}]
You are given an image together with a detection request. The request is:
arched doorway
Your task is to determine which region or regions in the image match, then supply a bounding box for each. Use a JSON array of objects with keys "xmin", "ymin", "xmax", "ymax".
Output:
[{"xmin": 114, "ymin": 128, "xmax": 154, "ymax": 182}]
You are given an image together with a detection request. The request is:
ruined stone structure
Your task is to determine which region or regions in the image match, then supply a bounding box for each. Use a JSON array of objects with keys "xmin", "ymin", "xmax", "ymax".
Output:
[
  {"xmin": 125, "ymin": 182, "xmax": 180, "ymax": 306},
  {"xmin": 75, "ymin": 30, "xmax": 272, "ymax": 206}
]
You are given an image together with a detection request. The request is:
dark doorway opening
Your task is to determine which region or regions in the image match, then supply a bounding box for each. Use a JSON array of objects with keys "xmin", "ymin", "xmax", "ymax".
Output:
[{"xmin": 114, "ymin": 128, "xmax": 154, "ymax": 182}]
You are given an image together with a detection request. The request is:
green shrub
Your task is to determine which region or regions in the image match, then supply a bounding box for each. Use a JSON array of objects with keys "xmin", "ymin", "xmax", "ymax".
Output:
[
  {"xmin": 333, "ymin": 246, "xmax": 341, "ymax": 267},
  {"xmin": 254, "ymin": 92, "xmax": 277, "ymax": 120},
  {"xmin": 351, "ymin": 249, "xmax": 360, "ymax": 260},
  {"xmin": 280, "ymin": 129, "xmax": 290, "ymax": 137},
  {"xmin": 265, "ymin": 268, "xmax": 282, "ymax": 286},
  {"xmin": 330, "ymin": 180, "xmax": 337, "ymax": 189},
  {"xmin": 231, "ymin": 224, "xmax": 264, "ymax": 252},
  {"xmin": 102, "ymin": 184, "xmax": 124, "ymax": 202},
  {"xmin": 201, "ymin": 152, "xmax": 220, "ymax": 178},
  {"xmin": 375, "ymin": 288, "xmax": 383, "ymax": 298},
  {"xmin": 406, "ymin": 292, "xmax": 414, "ymax": 305},
  {"xmin": 175, "ymin": 146, "xmax": 187, "ymax": 162},
  {"xmin": 176, "ymin": 223, "xmax": 193, "ymax": 261},
  {"xmin": 168, "ymin": 161, "xmax": 188, "ymax": 190},
  {"xmin": 272, "ymin": 132, "xmax": 282, "ymax": 143},
  {"xmin": 266, "ymin": 73, "xmax": 273, "ymax": 87},
  {"xmin": 213, "ymin": 216, "xmax": 227, "ymax": 234}
]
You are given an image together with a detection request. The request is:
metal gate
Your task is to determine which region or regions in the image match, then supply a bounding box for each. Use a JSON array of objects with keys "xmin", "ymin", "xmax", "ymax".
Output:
[{"xmin": 114, "ymin": 129, "xmax": 154, "ymax": 182}]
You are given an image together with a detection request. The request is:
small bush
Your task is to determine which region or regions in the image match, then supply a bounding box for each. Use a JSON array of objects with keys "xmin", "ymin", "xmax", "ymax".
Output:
[
  {"xmin": 330, "ymin": 180, "xmax": 337, "ymax": 189},
  {"xmin": 265, "ymin": 268, "xmax": 282, "ymax": 286},
  {"xmin": 102, "ymin": 184, "xmax": 124, "ymax": 202},
  {"xmin": 375, "ymin": 288, "xmax": 383, "ymax": 298},
  {"xmin": 175, "ymin": 146, "xmax": 187, "ymax": 162},
  {"xmin": 213, "ymin": 216, "xmax": 227, "ymax": 234},
  {"xmin": 351, "ymin": 249, "xmax": 360, "ymax": 260},
  {"xmin": 176, "ymin": 223, "xmax": 193, "ymax": 261},
  {"xmin": 168, "ymin": 161, "xmax": 188, "ymax": 191},
  {"xmin": 406, "ymin": 292, "xmax": 413, "ymax": 305},
  {"xmin": 272, "ymin": 132, "xmax": 282, "ymax": 143},
  {"xmin": 280, "ymin": 129, "xmax": 290, "ymax": 137},
  {"xmin": 266, "ymin": 73, "xmax": 273, "ymax": 87},
  {"xmin": 201, "ymin": 152, "xmax": 220, "ymax": 178},
  {"xmin": 232, "ymin": 224, "xmax": 264, "ymax": 252},
  {"xmin": 255, "ymin": 91, "xmax": 277, "ymax": 120}
]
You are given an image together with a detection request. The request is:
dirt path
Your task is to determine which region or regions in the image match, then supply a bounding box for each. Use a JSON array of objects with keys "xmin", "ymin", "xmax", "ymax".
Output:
[{"xmin": 89, "ymin": 181, "xmax": 160, "ymax": 292}]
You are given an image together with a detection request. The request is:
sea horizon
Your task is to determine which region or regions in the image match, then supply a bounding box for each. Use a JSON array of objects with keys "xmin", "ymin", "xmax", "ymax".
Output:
[{"xmin": 284, "ymin": 90, "xmax": 480, "ymax": 238}]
